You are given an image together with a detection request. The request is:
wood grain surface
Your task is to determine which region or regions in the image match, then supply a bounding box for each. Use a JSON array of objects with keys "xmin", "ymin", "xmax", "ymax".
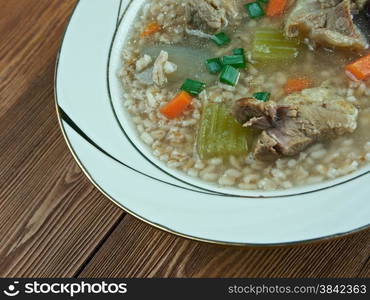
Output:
[
  {"xmin": 0, "ymin": 0, "xmax": 369, "ymax": 278},
  {"xmin": 0, "ymin": 0, "xmax": 124, "ymax": 277},
  {"xmin": 79, "ymin": 215, "xmax": 370, "ymax": 278}
]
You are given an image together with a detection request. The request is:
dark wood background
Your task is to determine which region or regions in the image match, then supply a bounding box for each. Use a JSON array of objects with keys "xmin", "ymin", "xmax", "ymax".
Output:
[{"xmin": 0, "ymin": 0, "xmax": 369, "ymax": 278}]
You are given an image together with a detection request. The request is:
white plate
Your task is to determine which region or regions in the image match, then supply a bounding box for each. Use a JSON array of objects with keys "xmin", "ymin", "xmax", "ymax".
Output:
[{"xmin": 55, "ymin": 0, "xmax": 370, "ymax": 246}]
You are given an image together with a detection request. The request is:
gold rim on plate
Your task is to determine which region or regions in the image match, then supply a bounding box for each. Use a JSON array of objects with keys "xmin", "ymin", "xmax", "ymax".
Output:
[{"xmin": 54, "ymin": 0, "xmax": 370, "ymax": 248}]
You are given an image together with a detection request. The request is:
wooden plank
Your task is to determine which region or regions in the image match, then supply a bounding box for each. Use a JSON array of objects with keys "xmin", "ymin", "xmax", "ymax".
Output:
[
  {"xmin": 357, "ymin": 257, "xmax": 370, "ymax": 277},
  {"xmin": 0, "ymin": 0, "xmax": 72, "ymax": 117},
  {"xmin": 79, "ymin": 215, "xmax": 370, "ymax": 278},
  {"xmin": 0, "ymin": 0, "xmax": 124, "ymax": 277}
]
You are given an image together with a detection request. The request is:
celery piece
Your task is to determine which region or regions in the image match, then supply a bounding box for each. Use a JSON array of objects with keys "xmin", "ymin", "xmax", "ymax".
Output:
[
  {"xmin": 197, "ymin": 104, "xmax": 216, "ymax": 159},
  {"xmin": 252, "ymin": 28, "xmax": 300, "ymax": 61},
  {"xmin": 197, "ymin": 104, "xmax": 249, "ymax": 159}
]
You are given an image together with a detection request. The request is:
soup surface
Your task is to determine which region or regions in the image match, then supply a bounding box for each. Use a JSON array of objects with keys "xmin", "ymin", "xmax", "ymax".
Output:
[{"xmin": 119, "ymin": 0, "xmax": 370, "ymax": 190}]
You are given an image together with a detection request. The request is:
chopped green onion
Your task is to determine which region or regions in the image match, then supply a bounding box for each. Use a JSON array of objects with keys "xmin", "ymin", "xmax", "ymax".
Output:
[
  {"xmin": 205, "ymin": 57, "xmax": 223, "ymax": 74},
  {"xmin": 233, "ymin": 48, "xmax": 245, "ymax": 56},
  {"xmin": 211, "ymin": 32, "xmax": 231, "ymax": 46},
  {"xmin": 223, "ymin": 55, "xmax": 246, "ymax": 69},
  {"xmin": 253, "ymin": 28, "xmax": 300, "ymax": 61},
  {"xmin": 180, "ymin": 79, "xmax": 206, "ymax": 95},
  {"xmin": 245, "ymin": 2, "xmax": 265, "ymax": 19},
  {"xmin": 253, "ymin": 92, "xmax": 271, "ymax": 102},
  {"xmin": 220, "ymin": 65, "xmax": 240, "ymax": 86},
  {"xmin": 197, "ymin": 104, "xmax": 249, "ymax": 159}
]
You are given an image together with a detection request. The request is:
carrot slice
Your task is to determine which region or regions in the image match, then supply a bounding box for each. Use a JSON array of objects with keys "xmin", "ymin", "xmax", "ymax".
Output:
[
  {"xmin": 140, "ymin": 22, "xmax": 161, "ymax": 38},
  {"xmin": 284, "ymin": 77, "xmax": 312, "ymax": 94},
  {"xmin": 345, "ymin": 54, "xmax": 370, "ymax": 81},
  {"xmin": 266, "ymin": 0, "xmax": 288, "ymax": 17},
  {"xmin": 160, "ymin": 91, "xmax": 193, "ymax": 119}
]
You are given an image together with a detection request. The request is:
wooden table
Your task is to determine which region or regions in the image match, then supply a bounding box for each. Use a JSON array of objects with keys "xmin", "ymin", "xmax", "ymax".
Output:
[{"xmin": 0, "ymin": 0, "xmax": 369, "ymax": 278}]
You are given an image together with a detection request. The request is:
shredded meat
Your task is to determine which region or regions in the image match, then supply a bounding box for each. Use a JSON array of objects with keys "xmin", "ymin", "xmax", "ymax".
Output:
[
  {"xmin": 152, "ymin": 51, "xmax": 177, "ymax": 87},
  {"xmin": 152, "ymin": 51, "xmax": 168, "ymax": 86},
  {"xmin": 233, "ymin": 87, "xmax": 359, "ymax": 161},
  {"xmin": 285, "ymin": 0, "xmax": 368, "ymax": 51},
  {"xmin": 185, "ymin": 0, "xmax": 238, "ymax": 33}
]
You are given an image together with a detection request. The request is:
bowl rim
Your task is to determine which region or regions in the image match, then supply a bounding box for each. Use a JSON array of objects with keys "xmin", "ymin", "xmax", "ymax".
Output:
[{"xmin": 54, "ymin": 0, "xmax": 370, "ymax": 247}]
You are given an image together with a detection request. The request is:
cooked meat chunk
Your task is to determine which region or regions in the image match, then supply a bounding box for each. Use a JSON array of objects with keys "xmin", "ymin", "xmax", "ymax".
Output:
[
  {"xmin": 152, "ymin": 51, "xmax": 177, "ymax": 87},
  {"xmin": 222, "ymin": 0, "xmax": 239, "ymax": 17},
  {"xmin": 136, "ymin": 54, "xmax": 152, "ymax": 72},
  {"xmin": 285, "ymin": 0, "xmax": 368, "ymax": 51},
  {"xmin": 253, "ymin": 131, "xmax": 281, "ymax": 161},
  {"xmin": 234, "ymin": 87, "xmax": 359, "ymax": 161},
  {"xmin": 152, "ymin": 51, "xmax": 168, "ymax": 86},
  {"xmin": 185, "ymin": 0, "xmax": 238, "ymax": 33}
]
